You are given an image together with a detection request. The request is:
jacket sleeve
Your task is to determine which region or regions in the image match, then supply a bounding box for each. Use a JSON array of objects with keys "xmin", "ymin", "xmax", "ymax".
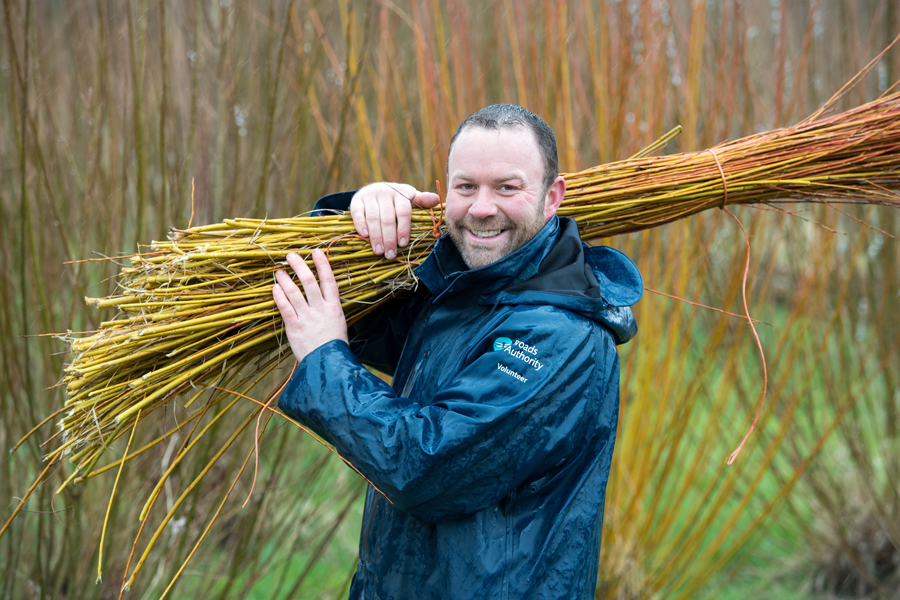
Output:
[{"xmin": 278, "ymin": 307, "xmax": 618, "ymax": 523}]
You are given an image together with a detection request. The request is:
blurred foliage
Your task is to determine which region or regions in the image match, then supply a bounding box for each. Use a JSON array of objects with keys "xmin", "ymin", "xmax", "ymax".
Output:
[{"xmin": 1, "ymin": 0, "xmax": 898, "ymax": 598}]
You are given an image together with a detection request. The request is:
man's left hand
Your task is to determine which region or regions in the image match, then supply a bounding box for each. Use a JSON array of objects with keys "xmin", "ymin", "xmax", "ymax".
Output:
[{"xmin": 273, "ymin": 249, "xmax": 349, "ymax": 363}]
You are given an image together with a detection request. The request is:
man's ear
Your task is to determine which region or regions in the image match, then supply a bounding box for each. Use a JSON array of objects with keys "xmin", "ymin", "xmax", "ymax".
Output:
[{"xmin": 543, "ymin": 176, "xmax": 566, "ymax": 222}]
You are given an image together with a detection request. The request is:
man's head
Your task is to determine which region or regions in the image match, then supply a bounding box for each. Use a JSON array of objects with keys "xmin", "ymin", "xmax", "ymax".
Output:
[{"xmin": 445, "ymin": 104, "xmax": 566, "ymax": 270}]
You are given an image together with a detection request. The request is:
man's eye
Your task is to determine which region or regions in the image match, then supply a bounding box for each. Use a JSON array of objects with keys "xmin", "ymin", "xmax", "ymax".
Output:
[
  {"xmin": 501, "ymin": 185, "xmax": 517, "ymax": 192},
  {"xmin": 459, "ymin": 183, "xmax": 475, "ymax": 191}
]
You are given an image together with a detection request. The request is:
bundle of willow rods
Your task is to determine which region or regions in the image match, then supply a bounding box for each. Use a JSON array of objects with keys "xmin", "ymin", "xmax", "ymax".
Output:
[{"xmin": 49, "ymin": 90, "xmax": 900, "ymax": 491}]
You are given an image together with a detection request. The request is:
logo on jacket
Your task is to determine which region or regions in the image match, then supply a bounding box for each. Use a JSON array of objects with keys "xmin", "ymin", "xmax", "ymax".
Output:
[
  {"xmin": 493, "ymin": 337, "xmax": 513, "ymax": 351},
  {"xmin": 493, "ymin": 337, "xmax": 543, "ymax": 371}
]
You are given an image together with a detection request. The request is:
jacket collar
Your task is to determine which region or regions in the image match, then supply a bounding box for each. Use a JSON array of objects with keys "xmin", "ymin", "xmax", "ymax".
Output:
[
  {"xmin": 415, "ymin": 216, "xmax": 561, "ymax": 301},
  {"xmin": 415, "ymin": 216, "xmax": 643, "ymax": 345}
]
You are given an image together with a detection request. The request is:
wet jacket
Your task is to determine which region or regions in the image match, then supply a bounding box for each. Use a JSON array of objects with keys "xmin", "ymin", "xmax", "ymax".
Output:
[{"xmin": 279, "ymin": 192, "xmax": 643, "ymax": 599}]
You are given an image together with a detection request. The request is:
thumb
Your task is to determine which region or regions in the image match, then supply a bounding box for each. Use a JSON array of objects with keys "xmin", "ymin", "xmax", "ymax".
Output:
[{"xmin": 412, "ymin": 191, "xmax": 441, "ymax": 208}]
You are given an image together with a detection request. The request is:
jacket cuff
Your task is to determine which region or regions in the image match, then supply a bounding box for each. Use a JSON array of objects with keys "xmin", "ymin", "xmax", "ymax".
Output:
[{"xmin": 312, "ymin": 190, "xmax": 358, "ymax": 217}]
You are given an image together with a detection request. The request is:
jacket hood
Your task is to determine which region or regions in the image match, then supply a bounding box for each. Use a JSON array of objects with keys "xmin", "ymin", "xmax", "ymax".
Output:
[{"xmin": 416, "ymin": 217, "xmax": 643, "ymax": 345}]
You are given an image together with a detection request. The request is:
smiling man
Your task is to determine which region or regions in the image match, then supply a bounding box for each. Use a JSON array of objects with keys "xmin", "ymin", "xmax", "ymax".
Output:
[{"xmin": 273, "ymin": 105, "xmax": 643, "ymax": 599}]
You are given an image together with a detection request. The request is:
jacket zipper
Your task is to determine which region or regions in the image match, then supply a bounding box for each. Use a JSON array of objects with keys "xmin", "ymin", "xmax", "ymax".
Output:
[
  {"xmin": 435, "ymin": 252, "xmax": 449, "ymax": 279},
  {"xmin": 400, "ymin": 357, "xmax": 424, "ymax": 398}
]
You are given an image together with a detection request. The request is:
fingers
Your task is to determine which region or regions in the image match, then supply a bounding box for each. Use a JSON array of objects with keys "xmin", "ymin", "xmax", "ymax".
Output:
[
  {"xmin": 412, "ymin": 191, "xmax": 441, "ymax": 209},
  {"xmin": 310, "ymin": 249, "xmax": 341, "ymax": 304},
  {"xmin": 363, "ymin": 194, "xmax": 384, "ymax": 255},
  {"xmin": 287, "ymin": 252, "xmax": 324, "ymax": 308},
  {"xmin": 379, "ymin": 196, "xmax": 399, "ymax": 259},
  {"xmin": 350, "ymin": 182, "xmax": 430, "ymax": 257},
  {"xmin": 273, "ymin": 267, "xmax": 306, "ymax": 317},
  {"xmin": 272, "ymin": 281, "xmax": 295, "ymax": 323},
  {"xmin": 394, "ymin": 195, "xmax": 412, "ymax": 249},
  {"xmin": 349, "ymin": 194, "xmax": 368, "ymax": 237},
  {"xmin": 278, "ymin": 251, "xmax": 340, "ymax": 306},
  {"xmin": 271, "ymin": 251, "xmax": 349, "ymax": 363}
]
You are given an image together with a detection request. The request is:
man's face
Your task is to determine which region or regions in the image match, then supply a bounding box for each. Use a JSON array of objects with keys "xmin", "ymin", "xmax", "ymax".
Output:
[{"xmin": 445, "ymin": 126, "xmax": 552, "ymax": 270}]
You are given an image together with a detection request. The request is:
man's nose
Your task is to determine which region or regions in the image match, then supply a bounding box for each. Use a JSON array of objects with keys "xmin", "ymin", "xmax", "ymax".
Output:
[{"xmin": 468, "ymin": 188, "xmax": 498, "ymax": 218}]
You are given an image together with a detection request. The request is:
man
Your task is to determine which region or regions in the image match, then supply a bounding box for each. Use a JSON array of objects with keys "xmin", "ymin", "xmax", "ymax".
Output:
[{"xmin": 272, "ymin": 104, "xmax": 643, "ymax": 599}]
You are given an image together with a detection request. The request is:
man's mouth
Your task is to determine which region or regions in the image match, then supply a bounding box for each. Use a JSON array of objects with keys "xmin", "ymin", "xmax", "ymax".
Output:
[{"xmin": 468, "ymin": 229, "xmax": 505, "ymax": 239}]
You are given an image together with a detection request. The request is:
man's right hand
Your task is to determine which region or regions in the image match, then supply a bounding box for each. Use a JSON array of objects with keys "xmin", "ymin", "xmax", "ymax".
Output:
[{"xmin": 349, "ymin": 183, "xmax": 441, "ymax": 259}]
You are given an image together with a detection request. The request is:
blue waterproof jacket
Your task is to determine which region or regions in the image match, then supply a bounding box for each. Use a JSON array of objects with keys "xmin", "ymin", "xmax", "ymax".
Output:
[{"xmin": 280, "ymin": 192, "xmax": 643, "ymax": 599}]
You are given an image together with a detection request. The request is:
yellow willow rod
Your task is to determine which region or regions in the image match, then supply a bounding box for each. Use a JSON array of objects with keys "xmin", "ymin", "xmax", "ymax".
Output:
[
  {"xmin": 97, "ymin": 408, "xmax": 140, "ymax": 583},
  {"xmin": 115, "ymin": 329, "xmax": 281, "ymax": 422},
  {"xmin": 156, "ymin": 423, "xmax": 261, "ymax": 600},
  {"xmin": 564, "ymin": 145, "xmax": 835, "ymax": 193},
  {"xmin": 63, "ymin": 381, "xmax": 122, "ymax": 406},
  {"xmin": 139, "ymin": 263, "xmax": 279, "ymax": 283},
  {"xmin": 61, "ymin": 389, "xmax": 140, "ymax": 430},
  {"xmin": 114, "ymin": 274, "xmax": 253, "ymax": 292},
  {"xmin": 563, "ymin": 168, "xmax": 786, "ymax": 204},
  {"xmin": 223, "ymin": 213, "xmax": 441, "ymax": 226},
  {"xmin": 57, "ymin": 418, "xmax": 129, "ymax": 494},
  {"xmin": 128, "ymin": 316, "xmax": 265, "ymax": 341},
  {"xmin": 61, "ymin": 390, "xmax": 151, "ymax": 426},
  {"xmin": 118, "ymin": 298, "xmax": 262, "ymax": 321},
  {"xmin": 224, "ymin": 216, "xmax": 354, "ymax": 226},
  {"xmin": 70, "ymin": 353, "xmax": 171, "ymax": 386},
  {"xmin": 138, "ymin": 394, "xmax": 245, "ymax": 522},
  {"xmin": 132, "ymin": 255, "xmax": 391, "ymax": 291},
  {"xmin": 116, "ymin": 295, "xmax": 263, "ymax": 309},
  {"xmin": 122, "ymin": 287, "xmax": 273, "ymax": 302},
  {"xmin": 97, "ymin": 317, "xmax": 143, "ymax": 328},
  {"xmin": 74, "ymin": 332, "xmax": 152, "ymax": 357},
  {"xmin": 218, "ymin": 222, "xmax": 359, "ymax": 234},
  {"xmin": 132, "ymin": 256, "xmax": 219, "ymax": 272},
  {"xmin": 161, "ymin": 240, "xmax": 313, "ymax": 257},
  {"xmin": 561, "ymin": 174, "xmax": 812, "ymax": 211},
  {"xmin": 134, "ymin": 321, "xmax": 271, "ymax": 386},
  {"xmin": 562, "ymin": 177, "xmax": 729, "ymax": 207},
  {"xmin": 166, "ymin": 247, "xmax": 384, "ymax": 261},
  {"xmin": 73, "ymin": 335, "xmax": 206, "ymax": 374},
  {"xmin": 121, "ymin": 404, "xmax": 270, "ymax": 588},
  {"xmin": 113, "ymin": 262, "xmax": 419, "ymax": 310},
  {"xmin": 66, "ymin": 373, "xmax": 138, "ymax": 402},
  {"xmin": 78, "ymin": 400, "xmax": 214, "ymax": 482},
  {"xmin": 129, "ymin": 301, "xmax": 277, "ymax": 338},
  {"xmin": 70, "ymin": 335, "xmax": 199, "ymax": 371},
  {"xmin": 72, "ymin": 327, "xmax": 173, "ymax": 356},
  {"xmin": 74, "ymin": 361, "xmax": 256, "ymax": 482},
  {"xmin": 176, "ymin": 226, "xmax": 434, "ymax": 253},
  {"xmin": 62, "ymin": 390, "xmax": 139, "ymax": 432},
  {"xmin": 166, "ymin": 330, "xmax": 240, "ymax": 358}
]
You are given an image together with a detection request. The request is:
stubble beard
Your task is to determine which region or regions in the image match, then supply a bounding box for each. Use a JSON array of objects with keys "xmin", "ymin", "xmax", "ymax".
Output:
[{"xmin": 448, "ymin": 203, "xmax": 546, "ymax": 270}]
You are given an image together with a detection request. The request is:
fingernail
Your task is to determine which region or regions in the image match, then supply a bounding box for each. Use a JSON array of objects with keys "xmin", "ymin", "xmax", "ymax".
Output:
[
  {"xmin": 276, "ymin": 270, "xmax": 285, "ymax": 277},
  {"xmin": 399, "ymin": 237, "xmax": 407, "ymax": 247},
  {"xmin": 375, "ymin": 244, "xmax": 383, "ymax": 254},
  {"xmin": 386, "ymin": 249, "xmax": 396, "ymax": 259},
  {"xmin": 362, "ymin": 228, "xmax": 368, "ymax": 236},
  {"xmin": 287, "ymin": 252, "xmax": 296, "ymax": 260},
  {"xmin": 312, "ymin": 248, "xmax": 322, "ymax": 257}
]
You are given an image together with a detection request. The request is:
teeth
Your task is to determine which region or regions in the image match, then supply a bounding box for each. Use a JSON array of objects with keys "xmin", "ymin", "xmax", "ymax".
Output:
[{"xmin": 471, "ymin": 230, "xmax": 503, "ymax": 238}]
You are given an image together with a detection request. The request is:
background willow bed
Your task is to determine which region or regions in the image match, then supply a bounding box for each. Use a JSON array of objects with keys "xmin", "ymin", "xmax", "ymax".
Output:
[{"xmin": 2, "ymin": 1, "xmax": 899, "ymax": 598}]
